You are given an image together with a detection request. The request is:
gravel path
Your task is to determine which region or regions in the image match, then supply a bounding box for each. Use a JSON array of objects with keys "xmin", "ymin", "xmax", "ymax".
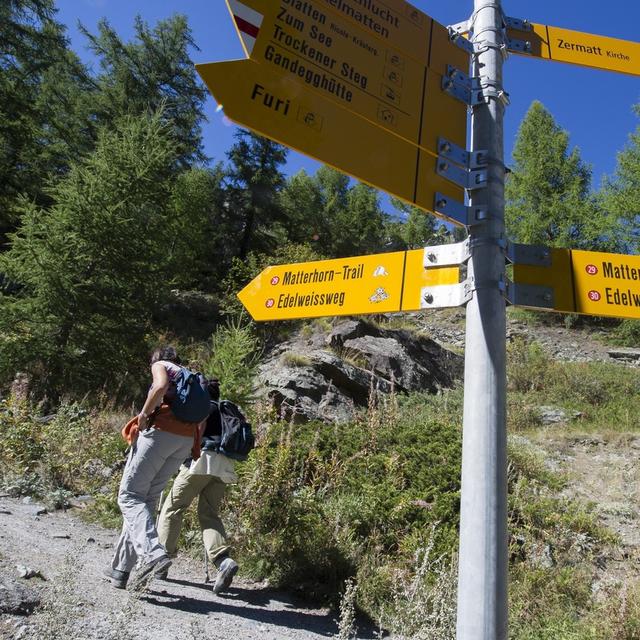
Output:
[{"xmin": 0, "ymin": 498, "xmax": 365, "ymax": 640}]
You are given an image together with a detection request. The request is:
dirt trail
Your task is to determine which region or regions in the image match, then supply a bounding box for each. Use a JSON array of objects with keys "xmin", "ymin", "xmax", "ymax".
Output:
[{"xmin": 0, "ymin": 498, "xmax": 365, "ymax": 640}]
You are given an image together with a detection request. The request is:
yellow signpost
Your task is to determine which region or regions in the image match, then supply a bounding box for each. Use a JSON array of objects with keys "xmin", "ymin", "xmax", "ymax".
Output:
[
  {"xmin": 238, "ymin": 249, "xmax": 460, "ymax": 321},
  {"xmin": 508, "ymin": 22, "xmax": 640, "ymax": 76},
  {"xmin": 196, "ymin": 59, "xmax": 465, "ymax": 220},
  {"xmin": 225, "ymin": 0, "xmax": 468, "ymax": 152},
  {"xmin": 514, "ymin": 248, "xmax": 640, "ymax": 320}
]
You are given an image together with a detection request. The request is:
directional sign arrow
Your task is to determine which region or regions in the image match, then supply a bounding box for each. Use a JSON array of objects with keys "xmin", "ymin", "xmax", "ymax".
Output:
[
  {"xmin": 225, "ymin": 0, "xmax": 468, "ymax": 154},
  {"xmin": 513, "ymin": 248, "xmax": 640, "ymax": 320},
  {"xmin": 508, "ymin": 22, "xmax": 640, "ymax": 77},
  {"xmin": 238, "ymin": 249, "xmax": 460, "ymax": 321},
  {"xmin": 196, "ymin": 58, "xmax": 465, "ymax": 221}
]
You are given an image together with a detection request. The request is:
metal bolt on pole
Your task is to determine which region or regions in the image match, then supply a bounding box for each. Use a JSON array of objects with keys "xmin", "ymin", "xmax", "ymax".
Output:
[{"xmin": 456, "ymin": 0, "xmax": 508, "ymax": 639}]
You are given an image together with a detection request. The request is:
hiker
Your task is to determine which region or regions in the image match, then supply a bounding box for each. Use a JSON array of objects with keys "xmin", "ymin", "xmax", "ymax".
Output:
[
  {"xmin": 104, "ymin": 346, "xmax": 207, "ymax": 591},
  {"xmin": 156, "ymin": 378, "xmax": 239, "ymax": 595}
]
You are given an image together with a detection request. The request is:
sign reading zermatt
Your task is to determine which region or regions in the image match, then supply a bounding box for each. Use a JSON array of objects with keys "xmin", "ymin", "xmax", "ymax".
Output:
[
  {"xmin": 195, "ymin": 0, "xmax": 475, "ymax": 225},
  {"xmin": 507, "ymin": 20, "xmax": 640, "ymax": 76}
]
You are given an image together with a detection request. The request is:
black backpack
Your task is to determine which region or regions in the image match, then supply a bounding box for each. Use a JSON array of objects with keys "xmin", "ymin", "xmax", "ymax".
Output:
[{"xmin": 212, "ymin": 400, "xmax": 255, "ymax": 461}]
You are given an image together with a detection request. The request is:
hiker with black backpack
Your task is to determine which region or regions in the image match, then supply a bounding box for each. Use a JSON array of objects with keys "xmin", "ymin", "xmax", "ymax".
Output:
[
  {"xmin": 156, "ymin": 378, "xmax": 254, "ymax": 594},
  {"xmin": 104, "ymin": 346, "xmax": 211, "ymax": 591}
]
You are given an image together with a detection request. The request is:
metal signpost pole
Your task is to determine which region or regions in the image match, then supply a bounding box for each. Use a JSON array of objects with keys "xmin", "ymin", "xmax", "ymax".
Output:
[{"xmin": 456, "ymin": 0, "xmax": 508, "ymax": 639}]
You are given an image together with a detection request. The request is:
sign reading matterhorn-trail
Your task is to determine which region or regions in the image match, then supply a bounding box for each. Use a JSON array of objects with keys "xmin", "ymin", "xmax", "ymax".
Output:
[
  {"xmin": 514, "ymin": 248, "xmax": 640, "ymax": 320},
  {"xmin": 238, "ymin": 249, "xmax": 460, "ymax": 321},
  {"xmin": 195, "ymin": 0, "xmax": 472, "ymax": 223}
]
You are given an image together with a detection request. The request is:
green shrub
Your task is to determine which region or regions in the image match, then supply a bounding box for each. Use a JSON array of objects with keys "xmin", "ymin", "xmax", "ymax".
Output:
[
  {"xmin": 507, "ymin": 338, "xmax": 552, "ymax": 393},
  {"xmin": 0, "ymin": 396, "xmax": 127, "ymax": 508},
  {"xmin": 198, "ymin": 318, "xmax": 262, "ymax": 405},
  {"xmin": 609, "ymin": 319, "xmax": 640, "ymax": 347},
  {"xmin": 222, "ymin": 389, "xmax": 463, "ymax": 612}
]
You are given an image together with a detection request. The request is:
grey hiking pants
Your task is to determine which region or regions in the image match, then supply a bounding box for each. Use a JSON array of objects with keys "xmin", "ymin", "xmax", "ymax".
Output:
[
  {"xmin": 111, "ymin": 428, "xmax": 193, "ymax": 573},
  {"xmin": 157, "ymin": 465, "xmax": 230, "ymax": 565}
]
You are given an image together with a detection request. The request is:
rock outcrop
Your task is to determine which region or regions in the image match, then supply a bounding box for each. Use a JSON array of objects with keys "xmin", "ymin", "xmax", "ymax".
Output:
[{"xmin": 256, "ymin": 319, "xmax": 464, "ymax": 423}]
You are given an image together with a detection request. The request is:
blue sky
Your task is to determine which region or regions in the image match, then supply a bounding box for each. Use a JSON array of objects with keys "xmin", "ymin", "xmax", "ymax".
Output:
[{"xmin": 55, "ymin": 0, "xmax": 639, "ymax": 195}]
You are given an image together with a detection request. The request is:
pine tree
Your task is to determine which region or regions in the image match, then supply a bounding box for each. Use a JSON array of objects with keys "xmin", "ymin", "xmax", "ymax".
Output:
[
  {"xmin": 331, "ymin": 182, "xmax": 387, "ymax": 257},
  {"xmin": 278, "ymin": 169, "xmax": 326, "ymax": 250},
  {"xmin": 280, "ymin": 166, "xmax": 388, "ymax": 258},
  {"xmin": 385, "ymin": 198, "xmax": 449, "ymax": 250},
  {"xmin": 0, "ymin": 110, "xmax": 199, "ymax": 399},
  {"xmin": 81, "ymin": 14, "xmax": 208, "ymax": 170},
  {"xmin": 506, "ymin": 101, "xmax": 603, "ymax": 249},
  {"xmin": 225, "ymin": 131, "xmax": 288, "ymax": 259},
  {"xmin": 0, "ymin": 0, "xmax": 93, "ymax": 245}
]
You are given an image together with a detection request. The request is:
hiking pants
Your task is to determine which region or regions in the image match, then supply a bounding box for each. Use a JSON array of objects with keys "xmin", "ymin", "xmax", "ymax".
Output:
[
  {"xmin": 157, "ymin": 465, "xmax": 230, "ymax": 565},
  {"xmin": 111, "ymin": 428, "xmax": 193, "ymax": 573}
]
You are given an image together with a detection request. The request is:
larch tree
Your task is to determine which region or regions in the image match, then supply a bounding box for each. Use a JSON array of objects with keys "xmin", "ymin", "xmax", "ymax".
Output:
[
  {"xmin": 505, "ymin": 101, "xmax": 610, "ymax": 250},
  {"xmin": 601, "ymin": 104, "xmax": 640, "ymax": 253},
  {"xmin": 81, "ymin": 14, "xmax": 208, "ymax": 170}
]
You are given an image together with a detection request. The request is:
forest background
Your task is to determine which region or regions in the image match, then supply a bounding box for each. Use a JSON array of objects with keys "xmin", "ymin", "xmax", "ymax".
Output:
[{"xmin": 1, "ymin": 2, "xmax": 640, "ymax": 638}]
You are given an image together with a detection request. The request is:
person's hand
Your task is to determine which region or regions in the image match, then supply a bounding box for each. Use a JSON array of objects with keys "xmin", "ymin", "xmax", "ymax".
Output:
[{"xmin": 137, "ymin": 412, "xmax": 150, "ymax": 432}]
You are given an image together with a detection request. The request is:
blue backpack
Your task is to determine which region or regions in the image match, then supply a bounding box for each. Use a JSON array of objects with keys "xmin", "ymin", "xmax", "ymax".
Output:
[{"xmin": 170, "ymin": 368, "xmax": 211, "ymax": 423}]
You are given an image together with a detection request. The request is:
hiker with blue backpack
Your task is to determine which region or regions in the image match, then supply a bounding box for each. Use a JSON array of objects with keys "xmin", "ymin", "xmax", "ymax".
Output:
[
  {"xmin": 104, "ymin": 346, "xmax": 212, "ymax": 591},
  {"xmin": 156, "ymin": 378, "xmax": 254, "ymax": 594}
]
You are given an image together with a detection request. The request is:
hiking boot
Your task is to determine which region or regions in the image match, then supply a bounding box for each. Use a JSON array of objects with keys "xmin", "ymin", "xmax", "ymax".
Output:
[
  {"xmin": 156, "ymin": 566, "xmax": 169, "ymax": 580},
  {"xmin": 127, "ymin": 555, "xmax": 172, "ymax": 592},
  {"xmin": 103, "ymin": 567, "xmax": 130, "ymax": 589},
  {"xmin": 212, "ymin": 557, "xmax": 238, "ymax": 595}
]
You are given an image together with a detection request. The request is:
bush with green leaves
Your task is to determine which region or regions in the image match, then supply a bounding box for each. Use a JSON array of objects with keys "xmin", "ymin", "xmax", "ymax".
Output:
[
  {"xmin": 609, "ymin": 319, "xmax": 640, "ymax": 347},
  {"xmin": 0, "ymin": 395, "xmax": 127, "ymax": 508},
  {"xmin": 222, "ymin": 389, "xmax": 464, "ymax": 609}
]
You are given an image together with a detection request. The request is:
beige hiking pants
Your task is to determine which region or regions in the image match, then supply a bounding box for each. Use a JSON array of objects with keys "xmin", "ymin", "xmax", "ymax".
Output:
[{"xmin": 157, "ymin": 465, "xmax": 230, "ymax": 565}]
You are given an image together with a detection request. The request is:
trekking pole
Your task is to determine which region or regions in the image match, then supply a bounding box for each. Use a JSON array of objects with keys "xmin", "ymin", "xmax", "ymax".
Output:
[
  {"xmin": 156, "ymin": 489, "xmax": 166, "ymax": 528},
  {"xmin": 203, "ymin": 544, "xmax": 210, "ymax": 583}
]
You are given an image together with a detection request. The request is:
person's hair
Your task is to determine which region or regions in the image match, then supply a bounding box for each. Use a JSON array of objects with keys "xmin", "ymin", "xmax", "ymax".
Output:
[
  {"xmin": 207, "ymin": 378, "xmax": 220, "ymax": 402},
  {"xmin": 150, "ymin": 345, "xmax": 180, "ymax": 365}
]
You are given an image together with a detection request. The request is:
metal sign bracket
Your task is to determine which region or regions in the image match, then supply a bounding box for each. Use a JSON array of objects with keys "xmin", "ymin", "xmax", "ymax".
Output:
[
  {"xmin": 504, "ymin": 17, "xmax": 532, "ymax": 31},
  {"xmin": 423, "ymin": 239, "xmax": 471, "ymax": 268},
  {"xmin": 437, "ymin": 159, "xmax": 488, "ymax": 190},
  {"xmin": 421, "ymin": 279, "xmax": 474, "ymax": 309},
  {"xmin": 448, "ymin": 25, "xmax": 474, "ymax": 55},
  {"xmin": 433, "ymin": 193, "xmax": 489, "ymax": 226},
  {"xmin": 442, "ymin": 66, "xmax": 483, "ymax": 106},
  {"xmin": 504, "ymin": 16, "xmax": 533, "ymax": 55},
  {"xmin": 505, "ymin": 280, "xmax": 554, "ymax": 309},
  {"xmin": 506, "ymin": 242, "xmax": 552, "ymax": 267},
  {"xmin": 438, "ymin": 137, "xmax": 488, "ymax": 170},
  {"xmin": 506, "ymin": 37, "xmax": 532, "ymax": 54}
]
